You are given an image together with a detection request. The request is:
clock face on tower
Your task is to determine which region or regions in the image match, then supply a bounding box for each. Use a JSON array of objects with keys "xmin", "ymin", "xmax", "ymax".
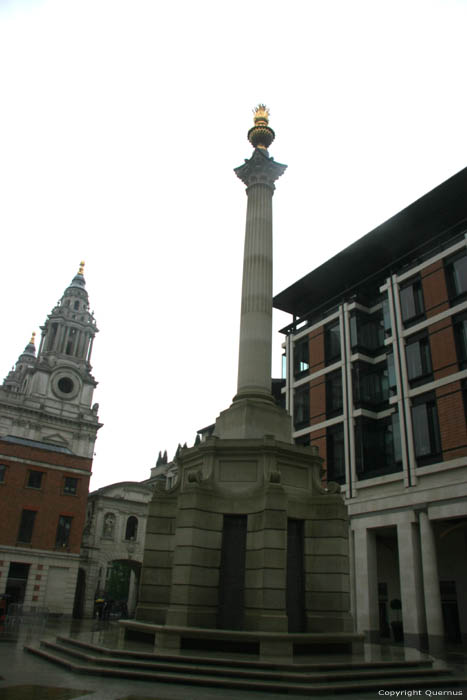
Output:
[{"xmin": 51, "ymin": 369, "xmax": 81, "ymax": 400}]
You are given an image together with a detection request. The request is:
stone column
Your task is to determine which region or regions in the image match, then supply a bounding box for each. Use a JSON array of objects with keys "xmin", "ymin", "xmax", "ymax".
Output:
[
  {"xmin": 234, "ymin": 151, "xmax": 286, "ymax": 402},
  {"xmin": 353, "ymin": 527, "xmax": 379, "ymax": 641},
  {"xmin": 418, "ymin": 510, "xmax": 444, "ymax": 652},
  {"xmin": 397, "ymin": 520, "xmax": 427, "ymax": 649},
  {"xmin": 214, "ymin": 106, "xmax": 291, "ymax": 442}
]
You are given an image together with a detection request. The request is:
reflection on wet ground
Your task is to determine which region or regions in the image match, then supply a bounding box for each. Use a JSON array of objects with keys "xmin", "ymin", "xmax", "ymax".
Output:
[
  {"xmin": 1, "ymin": 687, "xmax": 92, "ymax": 700},
  {"xmin": 1, "ymin": 616, "xmax": 466, "ymax": 700}
]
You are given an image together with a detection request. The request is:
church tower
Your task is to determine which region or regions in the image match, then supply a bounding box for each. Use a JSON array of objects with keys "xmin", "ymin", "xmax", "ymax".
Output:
[
  {"xmin": 0, "ymin": 262, "xmax": 101, "ymax": 458},
  {"xmin": 0, "ymin": 263, "xmax": 101, "ymax": 617},
  {"xmin": 3, "ymin": 333, "xmax": 37, "ymax": 394}
]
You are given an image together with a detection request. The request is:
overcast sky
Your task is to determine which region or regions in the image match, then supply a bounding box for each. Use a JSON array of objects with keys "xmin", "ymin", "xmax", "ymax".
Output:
[{"xmin": 1, "ymin": 0, "xmax": 467, "ymax": 490}]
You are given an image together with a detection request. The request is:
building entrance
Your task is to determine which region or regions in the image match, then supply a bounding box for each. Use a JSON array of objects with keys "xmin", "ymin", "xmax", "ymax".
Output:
[
  {"xmin": 5, "ymin": 562, "xmax": 30, "ymax": 605},
  {"xmin": 217, "ymin": 514, "xmax": 247, "ymax": 630}
]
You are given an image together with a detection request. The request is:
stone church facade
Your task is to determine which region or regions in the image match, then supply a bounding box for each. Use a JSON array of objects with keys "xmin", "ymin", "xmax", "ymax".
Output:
[{"xmin": 0, "ymin": 263, "xmax": 101, "ymax": 616}]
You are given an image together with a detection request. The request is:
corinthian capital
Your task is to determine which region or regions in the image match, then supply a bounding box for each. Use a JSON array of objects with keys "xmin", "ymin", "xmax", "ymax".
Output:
[{"xmin": 234, "ymin": 148, "xmax": 287, "ymax": 189}]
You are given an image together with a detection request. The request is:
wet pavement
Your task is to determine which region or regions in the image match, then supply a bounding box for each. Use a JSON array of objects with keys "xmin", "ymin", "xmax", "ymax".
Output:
[{"xmin": 0, "ymin": 617, "xmax": 466, "ymax": 700}]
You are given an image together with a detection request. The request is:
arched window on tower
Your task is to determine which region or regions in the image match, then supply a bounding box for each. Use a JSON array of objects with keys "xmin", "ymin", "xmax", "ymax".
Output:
[
  {"xmin": 74, "ymin": 301, "xmax": 80, "ymax": 310},
  {"xmin": 66, "ymin": 328, "xmax": 77, "ymax": 355},
  {"xmin": 125, "ymin": 516, "xmax": 138, "ymax": 541},
  {"xmin": 47, "ymin": 323, "xmax": 58, "ymax": 351}
]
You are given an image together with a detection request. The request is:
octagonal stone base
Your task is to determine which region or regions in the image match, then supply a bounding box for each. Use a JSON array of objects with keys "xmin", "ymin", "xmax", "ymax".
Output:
[{"xmin": 137, "ymin": 436, "xmax": 353, "ymax": 636}]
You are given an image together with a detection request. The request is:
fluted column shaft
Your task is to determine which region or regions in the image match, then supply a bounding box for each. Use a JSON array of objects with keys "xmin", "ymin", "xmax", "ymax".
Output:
[
  {"xmin": 236, "ymin": 182, "xmax": 274, "ymax": 398},
  {"xmin": 234, "ymin": 148, "xmax": 287, "ymax": 402}
]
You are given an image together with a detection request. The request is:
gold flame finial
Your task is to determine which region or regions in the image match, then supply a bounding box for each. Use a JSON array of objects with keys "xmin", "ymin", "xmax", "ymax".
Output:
[
  {"xmin": 248, "ymin": 104, "xmax": 275, "ymax": 150},
  {"xmin": 78, "ymin": 261, "xmax": 85, "ymax": 275},
  {"xmin": 253, "ymin": 104, "xmax": 270, "ymax": 126},
  {"xmin": 30, "ymin": 332, "xmax": 36, "ymax": 345}
]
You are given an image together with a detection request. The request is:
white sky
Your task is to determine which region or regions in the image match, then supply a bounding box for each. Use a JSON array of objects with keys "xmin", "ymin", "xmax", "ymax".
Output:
[{"xmin": 1, "ymin": 0, "xmax": 467, "ymax": 490}]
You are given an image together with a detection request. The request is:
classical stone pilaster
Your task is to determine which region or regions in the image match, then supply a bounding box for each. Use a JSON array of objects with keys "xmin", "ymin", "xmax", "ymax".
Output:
[
  {"xmin": 418, "ymin": 510, "xmax": 444, "ymax": 652},
  {"xmin": 353, "ymin": 527, "xmax": 379, "ymax": 642},
  {"xmin": 397, "ymin": 521, "xmax": 427, "ymax": 650}
]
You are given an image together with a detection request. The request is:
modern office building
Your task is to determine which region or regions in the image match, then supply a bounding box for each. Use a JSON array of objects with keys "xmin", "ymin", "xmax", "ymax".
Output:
[
  {"xmin": 0, "ymin": 264, "xmax": 101, "ymax": 616},
  {"xmin": 274, "ymin": 167, "xmax": 467, "ymax": 652}
]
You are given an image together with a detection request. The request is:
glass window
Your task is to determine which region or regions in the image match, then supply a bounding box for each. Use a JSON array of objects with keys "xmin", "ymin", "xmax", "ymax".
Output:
[
  {"xmin": 387, "ymin": 351, "xmax": 397, "ymax": 395},
  {"xmin": 326, "ymin": 370, "xmax": 343, "ymax": 416},
  {"xmin": 454, "ymin": 314, "xmax": 467, "ymax": 369},
  {"xmin": 56, "ymin": 515, "xmax": 72, "ymax": 548},
  {"xmin": 125, "ymin": 516, "xmax": 138, "ymax": 540},
  {"xmin": 412, "ymin": 394, "xmax": 442, "ymax": 463},
  {"xmin": 63, "ymin": 477, "xmax": 78, "ymax": 495},
  {"xmin": 325, "ymin": 321, "xmax": 341, "ymax": 365},
  {"xmin": 294, "ymin": 338, "xmax": 310, "ymax": 377},
  {"xmin": 18, "ymin": 509, "xmax": 37, "ymax": 543},
  {"xmin": 27, "ymin": 470, "xmax": 44, "ymax": 489},
  {"xmin": 353, "ymin": 360, "xmax": 389, "ymax": 409},
  {"xmin": 445, "ymin": 252, "xmax": 467, "ymax": 302},
  {"xmin": 406, "ymin": 334, "xmax": 433, "ymax": 385},
  {"xmin": 350, "ymin": 310, "xmax": 384, "ymax": 355},
  {"xmin": 400, "ymin": 278, "xmax": 424, "ymax": 324},
  {"xmin": 356, "ymin": 415, "xmax": 402, "ymax": 478},
  {"xmin": 0, "ymin": 464, "xmax": 6, "ymax": 483},
  {"xmin": 293, "ymin": 385, "xmax": 310, "ymax": 429},
  {"xmin": 382, "ymin": 297, "xmax": 392, "ymax": 336},
  {"xmin": 326, "ymin": 423, "xmax": 345, "ymax": 483},
  {"xmin": 391, "ymin": 411, "xmax": 403, "ymax": 464}
]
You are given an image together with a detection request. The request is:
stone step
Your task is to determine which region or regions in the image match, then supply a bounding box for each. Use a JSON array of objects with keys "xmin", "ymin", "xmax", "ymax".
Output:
[
  {"xmin": 54, "ymin": 634, "xmax": 435, "ymax": 672},
  {"xmin": 38, "ymin": 638, "xmax": 449, "ymax": 683},
  {"xmin": 25, "ymin": 638, "xmax": 464, "ymax": 695}
]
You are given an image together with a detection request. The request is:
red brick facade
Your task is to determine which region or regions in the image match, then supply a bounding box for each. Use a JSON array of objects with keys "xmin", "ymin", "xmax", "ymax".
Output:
[{"xmin": 0, "ymin": 439, "xmax": 91, "ymax": 554}]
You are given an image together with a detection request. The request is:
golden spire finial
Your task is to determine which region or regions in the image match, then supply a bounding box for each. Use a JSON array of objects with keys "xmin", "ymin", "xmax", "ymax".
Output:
[
  {"xmin": 248, "ymin": 104, "xmax": 275, "ymax": 150},
  {"xmin": 253, "ymin": 104, "xmax": 270, "ymax": 126},
  {"xmin": 30, "ymin": 331, "xmax": 36, "ymax": 345},
  {"xmin": 78, "ymin": 261, "xmax": 85, "ymax": 275}
]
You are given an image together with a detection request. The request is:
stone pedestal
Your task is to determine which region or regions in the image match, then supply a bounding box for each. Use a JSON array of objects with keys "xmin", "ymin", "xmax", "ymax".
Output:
[
  {"xmin": 214, "ymin": 396, "xmax": 292, "ymax": 442},
  {"xmin": 137, "ymin": 436, "xmax": 353, "ymax": 636}
]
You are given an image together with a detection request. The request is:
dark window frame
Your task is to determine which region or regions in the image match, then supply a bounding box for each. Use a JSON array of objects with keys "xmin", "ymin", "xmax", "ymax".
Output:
[
  {"xmin": 445, "ymin": 251, "xmax": 467, "ymax": 304},
  {"xmin": 405, "ymin": 332, "xmax": 433, "ymax": 386},
  {"xmin": 355, "ymin": 414, "xmax": 403, "ymax": 479},
  {"xmin": 350, "ymin": 309, "xmax": 385, "ymax": 356},
  {"xmin": 27, "ymin": 470, "xmax": 44, "ymax": 490},
  {"xmin": 326, "ymin": 370, "xmax": 343, "ymax": 417},
  {"xmin": 125, "ymin": 516, "xmax": 138, "ymax": 541},
  {"xmin": 18, "ymin": 509, "xmax": 37, "ymax": 543},
  {"xmin": 412, "ymin": 392, "xmax": 442, "ymax": 465},
  {"xmin": 63, "ymin": 476, "xmax": 78, "ymax": 495},
  {"xmin": 324, "ymin": 320, "xmax": 341, "ymax": 366},
  {"xmin": 353, "ymin": 360, "xmax": 389, "ymax": 410},
  {"xmin": 0, "ymin": 464, "xmax": 6, "ymax": 484},
  {"xmin": 56, "ymin": 515, "xmax": 72, "ymax": 549},
  {"xmin": 294, "ymin": 337, "xmax": 310, "ymax": 378},
  {"xmin": 293, "ymin": 384, "xmax": 310, "ymax": 430},
  {"xmin": 453, "ymin": 312, "xmax": 467, "ymax": 370},
  {"xmin": 400, "ymin": 277, "xmax": 425, "ymax": 326},
  {"xmin": 326, "ymin": 423, "xmax": 346, "ymax": 484}
]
